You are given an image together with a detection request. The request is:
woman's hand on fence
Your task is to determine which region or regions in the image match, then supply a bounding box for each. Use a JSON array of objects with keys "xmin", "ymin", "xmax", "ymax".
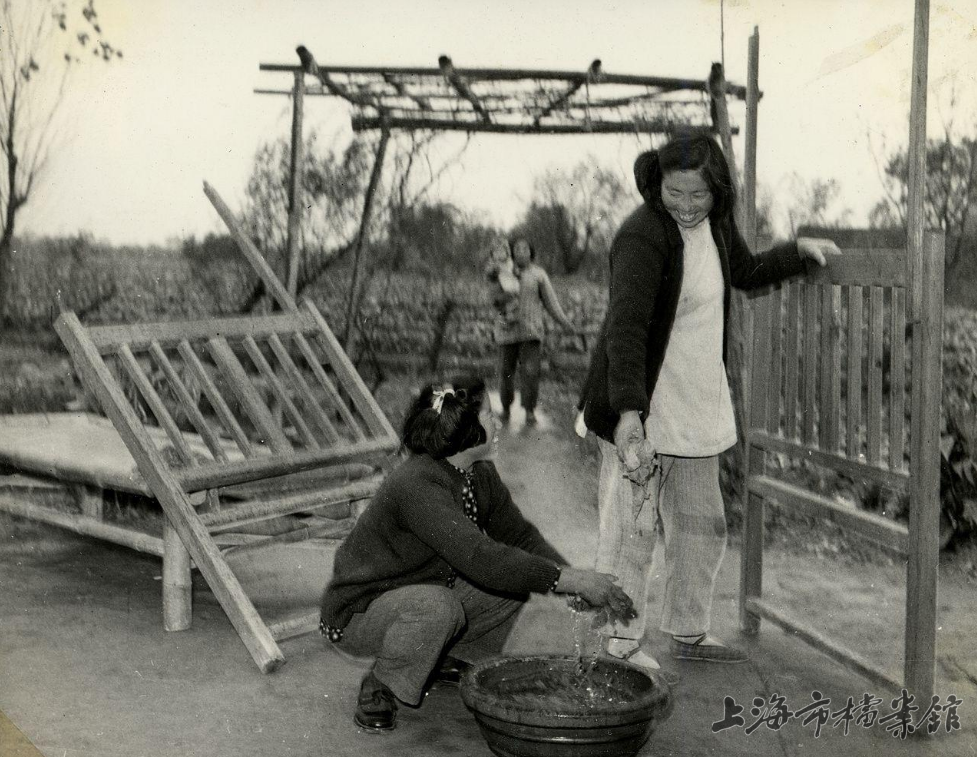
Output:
[{"xmin": 797, "ymin": 237, "xmax": 841, "ymax": 267}]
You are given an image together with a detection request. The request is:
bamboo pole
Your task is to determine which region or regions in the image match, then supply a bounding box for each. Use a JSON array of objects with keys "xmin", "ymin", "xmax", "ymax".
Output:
[
  {"xmin": 162, "ymin": 519, "xmax": 192, "ymax": 632},
  {"xmin": 343, "ymin": 126, "xmax": 389, "ymax": 350},
  {"xmin": 286, "ymin": 70, "xmax": 306, "ymax": 299}
]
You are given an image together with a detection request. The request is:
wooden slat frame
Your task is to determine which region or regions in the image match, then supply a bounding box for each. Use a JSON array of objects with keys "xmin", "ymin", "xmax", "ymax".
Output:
[
  {"xmin": 177, "ymin": 340, "xmax": 255, "ymax": 458},
  {"xmin": 846, "ymin": 286, "xmax": 863, "ymax": 460},
  {"xmin": 866, "ymin": 287, "xmax": 884, "ymax": 466},
  {"xmin": 889, "ymin": 288, "xmax": 907, "ymax": 472},
  {"xmin": 766, "ymin": 287, "xmax": 783, "ymax": 435},
  {"xmin": 266, "ymin": 334, "xmax": 341, "ymax": 444},
  {"xmin": 149, "ymin": 342, "xmax": 229, "ymax": 463},
  {"xmin": 292, "ymin": 333, "xmax": 367, "ymax": 442},
  {"xmin": 801, "ymin": 284, "xmax": 819, "ymax": 446},
  {"xmin": 742, "ymin": 229, "xmax": 945, "ymax": 704},
  {"xmin": 241, "ymin": 336, "xmax": 320, "ymax": 449},
  {"xmin": 207, "ymin": 337, "xmax": 293, "ymax": 454},
  {"xmin": 117, "ymin": 345, "xmax": 196, "ymax": 467},
  {"xmin": 784, "ymin": 282, "xmax": 801, "ymax": 441},
  {"xmin": 55, "ymin": 312, "xmax": 285, "ymax": 673}
]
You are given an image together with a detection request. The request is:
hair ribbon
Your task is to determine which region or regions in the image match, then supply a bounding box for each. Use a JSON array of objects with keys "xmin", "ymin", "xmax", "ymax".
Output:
[{"xmin": 430, "ymin": 385, "xmax": 455, "ymax": 414}]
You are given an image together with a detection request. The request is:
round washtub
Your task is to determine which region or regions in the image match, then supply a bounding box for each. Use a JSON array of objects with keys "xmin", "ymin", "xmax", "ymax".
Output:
[{"xmin": 460, "ymin": 655, "xmax": 673, "ymax": 757}]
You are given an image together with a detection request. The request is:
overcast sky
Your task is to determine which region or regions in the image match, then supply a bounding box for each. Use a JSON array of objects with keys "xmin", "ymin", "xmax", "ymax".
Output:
[{"xmin": 18, "ymin": 0, "xmax": 977, "ymax": 246}]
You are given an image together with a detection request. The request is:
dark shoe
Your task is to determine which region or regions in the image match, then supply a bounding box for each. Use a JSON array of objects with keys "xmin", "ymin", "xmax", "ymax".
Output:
[
  {"xmin": 525, "ymin": 411, "xmax": 538, "ymax": 426},
  {"xmin": 354, "ymin": 671, "xmax": 398, "ymax": 731},
  {"xmin": 671, "ymin": 634, "xmax": 749, "ymax": 664},
  {"xmin": 432, "ymin": 655, "xmax": 472, "ymax": 687}
]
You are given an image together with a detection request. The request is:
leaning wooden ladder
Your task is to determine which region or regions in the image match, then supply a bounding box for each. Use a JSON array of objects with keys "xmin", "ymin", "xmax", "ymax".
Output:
[
  {"xmin": 54, "ymin": 184, "xmax": 399, "ymax": 672},
  {"xmin": 740, "ymin": 227, "xmax": 945, "ymax": 702}
]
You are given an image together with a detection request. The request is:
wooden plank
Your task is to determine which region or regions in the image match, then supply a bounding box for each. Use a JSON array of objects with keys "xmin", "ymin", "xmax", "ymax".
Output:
[
  {"xmin": 207, "ymin": 337, "xmax": 292, "ymax": 454},
  {"xmin": 905, "ymin": 230, "xmax": 943, "ymax": 702},
  {"xmin": 0, "ymin": 495, "xmax": 164, "ymax": 556},
  {"xmin": 867, "ymin": 287, "xmax": 884, "ymax": 466},
  {"xmin": 241, "ymin": 336, "xmax": 319, "ymax": 449},
  {"xmin": 742, "ymin": 257, "xmax": 770, "ymax": 635},
  {"xmin": 822, "ymin": 286, "xmax": 842, "ymax": 452},
  {"xmin": 177, "ymin": 341, "xmax": 254, "ymax": 458},
  {"xmin": 117, "ymin": 345, "xmax": 195, "ymax": 467},
  {"xmin": 54, "ymin": 312, "xmax": 285, "ymax": 672},
  {"xmin": 350, "ymin": 116, "xmax": 725, "ymax": 137},
  {"xmin": 203, "ymin": 477, "xmax": 379, "ymax": 529},
  {"xmin": 745, "ymin": 598, "xmax": 902, "ymax": 694},
  {"xmin": 750, "ymin": 431, "xmax": 910, "ymax": 491},
  {"xmin": 292, "ymin": 332, "xmax": 367, "ymax": 441},
  {"xmin": 889, "ymin": 288, "xmax": 907, "ymax": 472},
  {"xmin": 766, "ymin": 287, "xmax": 783, "ymax": 435},
  {"xmin": 220, "ymin": 517, "xmax": 353, "ymax": 558},
  {"xmin": 178, "ymin": 436, "xmax": 395, "ymax": 492},
  {"xmin": 304, "ymin": 300, "xmax": 397, "ymax": 439},
  {"xmin": 88, "ymin": 311, "xmax": 311, "ymax": 352},
  {"xmin": 784, "ymin": 282, "xmax": 801, "ymax": 441},
  {"xmin": 203, "ymin": 182, "xmax": 298, "ymax": 312},
  {"xmin": 266, "ymin": 334, "xmax": 341, "ymax": 444},
  {"xmin": 742, "ymin": 27, "xmax": 759, "ymax": 247},
  {"xmin": 804, "ymin": 249, "xmax": 906, "ymax": 288},
  {"xmin": 801, "ymin": 284, "xmax": 818, "ymax": 446},
  {"xmin": 846, "ymin": 286, "xmax": 863, "ymax": 460},
  {"xmin": 749, "ymin": 475, "xmax": 908, "ymax": 554},
  {"xmin": 149, "ymin": 342, "xmax": 228, "ymax": 463}
]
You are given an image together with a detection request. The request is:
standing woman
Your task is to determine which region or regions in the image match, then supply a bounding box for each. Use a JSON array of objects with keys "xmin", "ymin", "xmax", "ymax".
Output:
[
  {"xmin": 497, "ymin": 237, "xmax": 576, "ymax": 425},
  {"xmin": 577, "ymin": 135, "xmax": 838, "ymax": 670}
]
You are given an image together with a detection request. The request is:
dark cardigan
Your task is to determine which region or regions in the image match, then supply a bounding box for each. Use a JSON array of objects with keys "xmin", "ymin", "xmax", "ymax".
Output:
[
  {"xmin": 320, "ymin": 454, "xmax": 566, "ymax": 631},
  {"xmin": 579, "ymin": 202, "xmax": 809, "ymax": 443}
]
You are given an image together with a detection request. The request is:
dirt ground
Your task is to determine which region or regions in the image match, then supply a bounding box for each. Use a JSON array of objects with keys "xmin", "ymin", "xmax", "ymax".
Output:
[{"xmin": 1, "ymin": 390, "xmax": 976, "ymax": 756}]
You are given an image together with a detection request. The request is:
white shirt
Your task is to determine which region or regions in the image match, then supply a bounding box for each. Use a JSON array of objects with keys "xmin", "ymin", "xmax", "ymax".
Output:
[{"xmin": 644, "ymin": 219, "xmax": 737, "ymax": 456}]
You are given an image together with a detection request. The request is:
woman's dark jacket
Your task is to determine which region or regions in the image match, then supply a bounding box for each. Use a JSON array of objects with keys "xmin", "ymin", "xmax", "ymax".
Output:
[
  {"xmin": 321, "ymin": 454, "xmax": 565, "ymax": 631},
  {"xmin": 578, "ymin": 201, "xmax": 810, "ymax": 443}
]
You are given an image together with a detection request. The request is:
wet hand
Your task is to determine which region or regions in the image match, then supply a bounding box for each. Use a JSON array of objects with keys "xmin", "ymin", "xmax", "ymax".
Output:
[
  {"xmin": 614, "ymin": 412, "xmax": 644, "ymax": 471},
  {"xmin": 797, "ymin": 237, "xmax": 840, "ymax": 267}
]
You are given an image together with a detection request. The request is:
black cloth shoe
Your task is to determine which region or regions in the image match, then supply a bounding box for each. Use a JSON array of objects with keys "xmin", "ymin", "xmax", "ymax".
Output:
[
  {"xmin": 432, "ymin": 656, "xmax": 472, "ymax": 687},
  {"xmin": 354, "ymin": 671, "xmax": 398, "ymax": 731}
]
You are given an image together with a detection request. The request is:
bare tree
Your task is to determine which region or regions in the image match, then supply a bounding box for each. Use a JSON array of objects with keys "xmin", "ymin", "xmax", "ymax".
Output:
[
  {"xmin": 869, "ymin": 129, "xmax": 977, "ymax": 281},
  {"xmin": 0, "ymin": 0, "xmax": 120, "ymax": 311},
  {"xmin": 781, "ymin": 173, "xmax": 853, "ymax": 237},
  {"xmin": 514, "ymin": 155, "xmax": 629, "ymax": 277}
]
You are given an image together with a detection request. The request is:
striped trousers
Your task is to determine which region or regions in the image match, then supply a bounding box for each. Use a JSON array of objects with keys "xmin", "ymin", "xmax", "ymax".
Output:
[{"xmin": 595, "ymin": 437, "xmax": 728, "ymax": 639}]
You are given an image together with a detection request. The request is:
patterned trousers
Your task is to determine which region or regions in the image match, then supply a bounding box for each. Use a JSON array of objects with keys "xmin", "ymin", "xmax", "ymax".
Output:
[{"xmin": 595, "ymin": 437, "xmax": 728, "ymax": 639}]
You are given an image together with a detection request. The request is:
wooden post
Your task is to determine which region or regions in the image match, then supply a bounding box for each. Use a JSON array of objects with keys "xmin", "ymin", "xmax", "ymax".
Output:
[
  {"xmin": 343, "ymin": 126, "xmax": 390, "ymax": 351},
  {"xmin": 739, "ymin": 28, "xmax": 763, "ymax": 635},
  {"xmin": 905, "ymin": 232, "xmax": 943, "ymax": 703},
  {"xmin": 163, "ymin": 519, "xmax": 192, "ymax": 632},
  {"xmin": 743, "ymin": 28, "xmax": 760, "ymax": 250},
  {"xmin": 286, "ymin": 71, "xmax": 306, "ymax": 299},
  {"xmin": 906, "ymin": 0, "xmax": 930, "ymax": 321}
]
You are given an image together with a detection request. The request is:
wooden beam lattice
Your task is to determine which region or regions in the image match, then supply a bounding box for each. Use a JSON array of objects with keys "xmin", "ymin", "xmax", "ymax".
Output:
[
  {"xmin": 438, "ymin": 55, "xmax": 490, "ymax": 123},
  {"xmin": 256, "ymin": 48, "xmax": 751, "ymax": 137}
]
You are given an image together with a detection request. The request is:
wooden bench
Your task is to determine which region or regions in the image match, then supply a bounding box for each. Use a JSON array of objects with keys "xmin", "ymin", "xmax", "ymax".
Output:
[{"xmin": 740, "ymin": 227, "xmax": 944, "ymax": 701}]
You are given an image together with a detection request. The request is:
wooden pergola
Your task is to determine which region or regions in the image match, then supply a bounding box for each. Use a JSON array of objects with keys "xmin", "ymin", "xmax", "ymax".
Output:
[{"xmin": 255, "ymin": 49, "xmax": 754, "ymax": 343}]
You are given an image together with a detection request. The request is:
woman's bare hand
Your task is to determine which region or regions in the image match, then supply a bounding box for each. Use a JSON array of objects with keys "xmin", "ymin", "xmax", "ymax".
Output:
[
  {"xmin": 797, "ymin": 237, "xmax": 840, "ymax": 267},
  {"xmin": 557, "ymin": 567, "xmax": 637, "ymax": 625}
]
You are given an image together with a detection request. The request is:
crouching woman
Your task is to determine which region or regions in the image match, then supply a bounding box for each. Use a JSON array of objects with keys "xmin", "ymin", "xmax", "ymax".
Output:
[{"xmin": 320, "ymin": 375, "xmax": 635, "ymax": 731}]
